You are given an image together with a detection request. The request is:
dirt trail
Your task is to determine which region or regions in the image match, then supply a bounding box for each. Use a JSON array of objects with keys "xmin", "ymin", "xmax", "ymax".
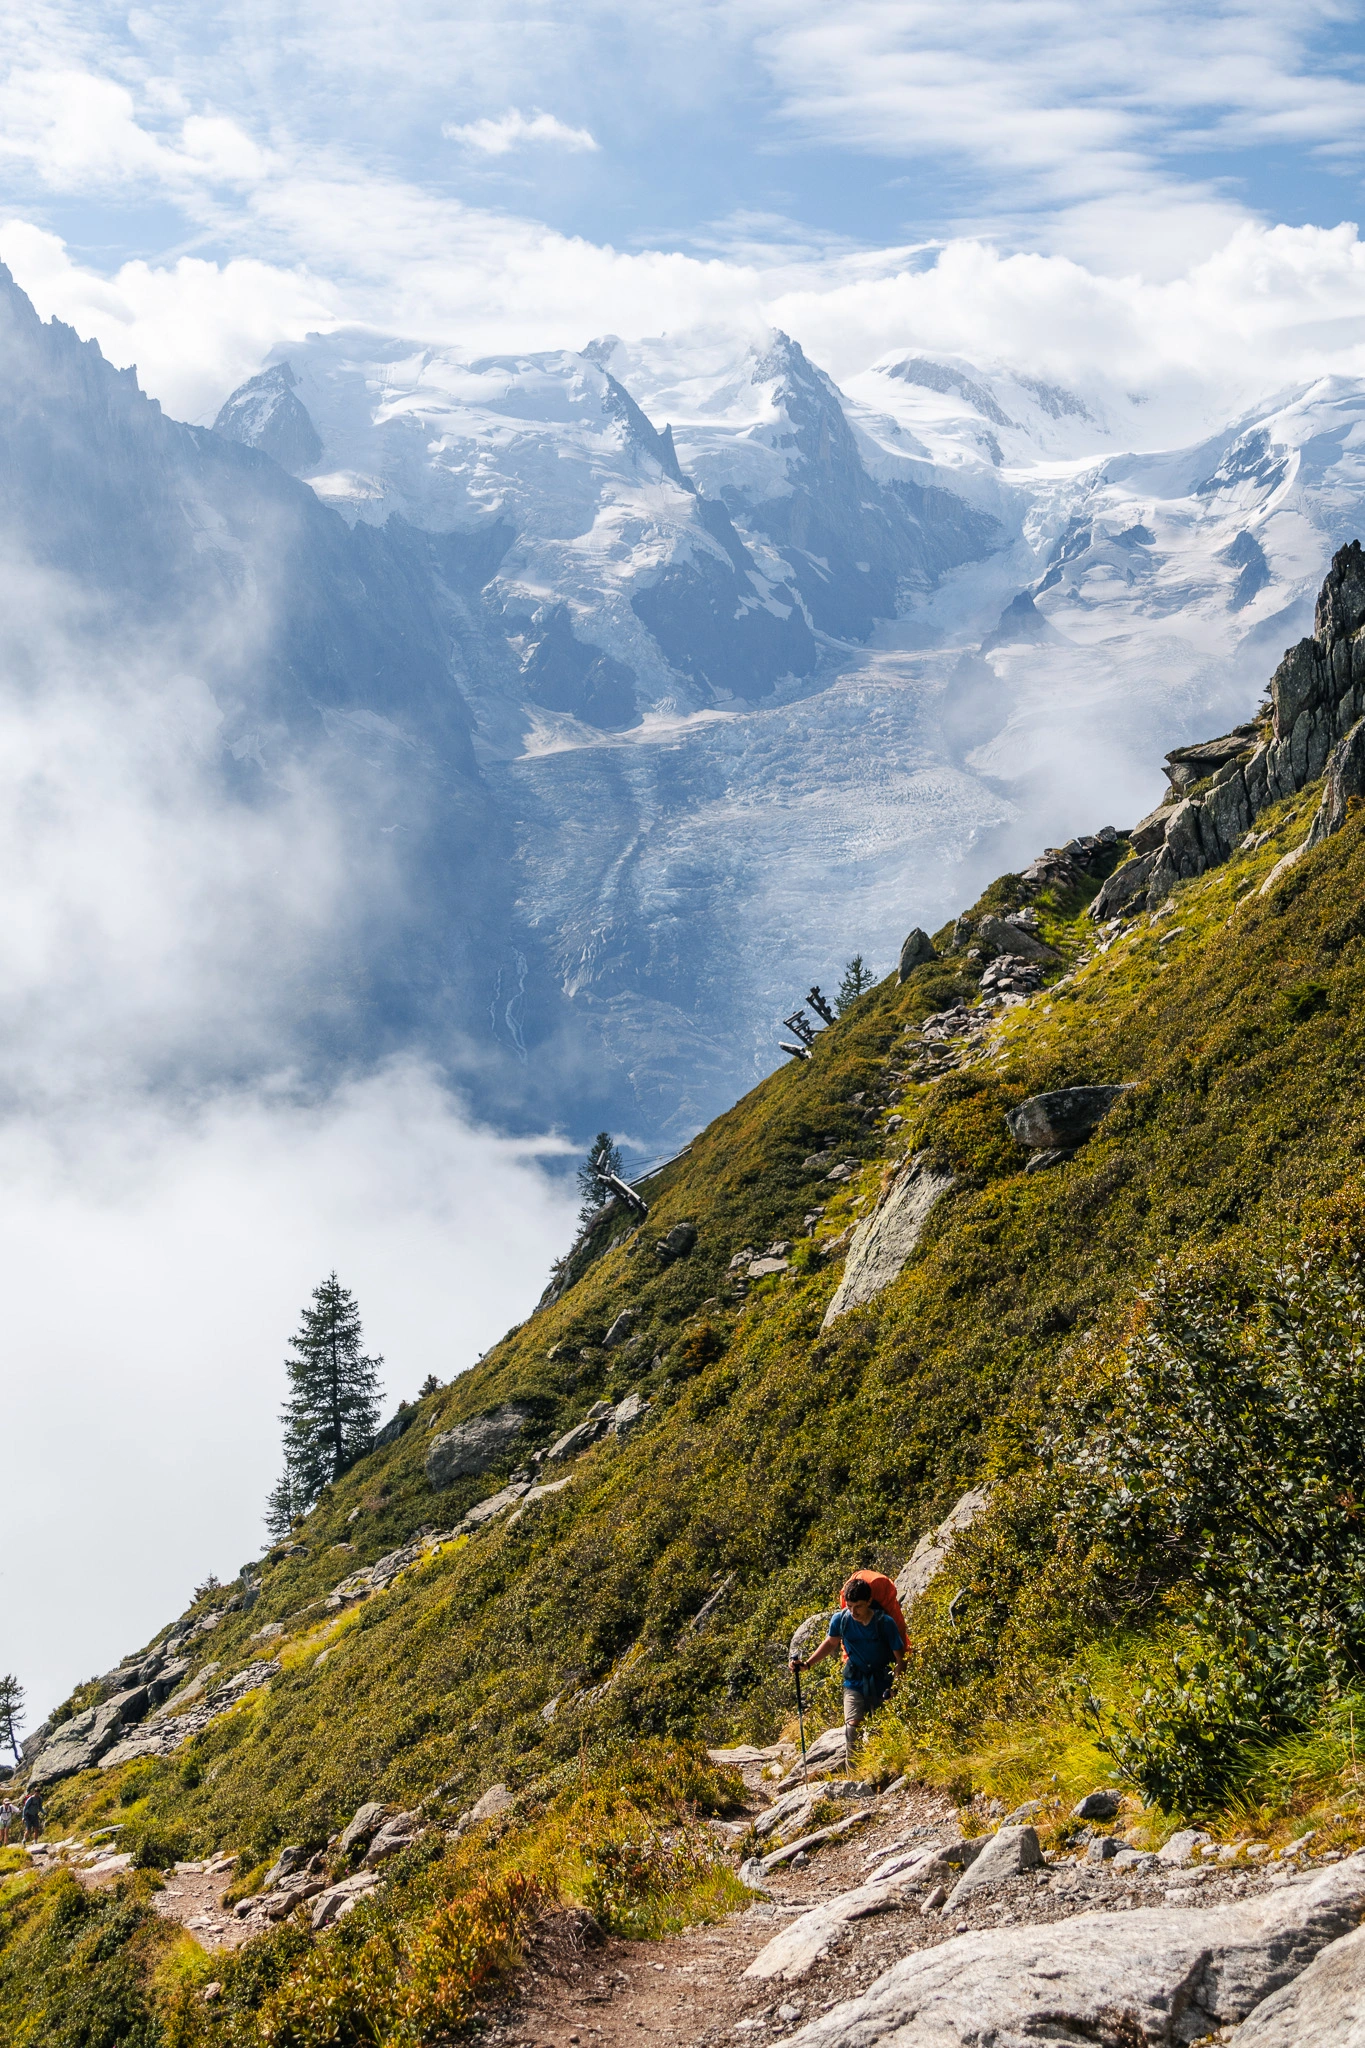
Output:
[{"xmin": 484, "ymin": 1782, "xmax": 1291, "ymax": 2048}]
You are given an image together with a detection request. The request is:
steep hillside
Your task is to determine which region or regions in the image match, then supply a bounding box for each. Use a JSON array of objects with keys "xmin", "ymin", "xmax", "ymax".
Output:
[{"xmin": 14, "ymin": 548, "xmax": 1365, "ymax": 2042}]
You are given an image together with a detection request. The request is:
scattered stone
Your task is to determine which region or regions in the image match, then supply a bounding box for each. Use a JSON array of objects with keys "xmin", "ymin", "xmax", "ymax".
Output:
[
  {"xmin": 744, "ymin": 1870, "xmax": 916, "ymax": 1981},
  {"xmin": 602, "ymin": 1310, "xmax": 637, "ymax": 1348},
  {"xmin": 425, "ymin": 1405, "xmax": 533, "ymax": 1489},
  {"xmin": 1158, "ymin": 1827, "xmax": 1213, "ymax": 1867},
  {"xmin": 310, "ymin": 1870, "xmax": 380, "ymax": 1930},
  {"xmin": 262, "ymin": 1845, "xmax": 309, "ymax": 1890},
  {"xmin": 945, "ymin": 1825, "xmax": 1042, "ymax": 1903},
  {"xmin": 1085, "ymin": 1834, "xmax": 1119, "ymax": 1864},
  {"xmin": 364, "ymin": 1810, "xmax": 427, "ymax": 1866},
  {"xmin": 976, "ymin": 914, "xmax": 1063, "ymax": 966},
  {"xmin": 610, "ymin": 1391, "xmax": 650, "ymax": 1440},
  {"xmin": 1072, "ymin": 1789, "xmax": 1122, "ymax": 1820},
  {"xmin": 655, "ymin": 1222, "xmax": 697, "ymax": 1263},
  {"xmin": 469, "ymin": 1784, "xmax": 515, "ymax": 1824},
  {"xmin": 748, "ymin": 1256, "xmax": 790, "ymax": 1277}
]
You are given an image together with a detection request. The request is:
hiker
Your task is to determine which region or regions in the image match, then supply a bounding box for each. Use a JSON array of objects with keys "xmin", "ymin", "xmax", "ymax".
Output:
[
  {"xmin": 790, "ymin": 1575, "xmax": 907, "ymax": 1767},
  {"xmin": 20, "ymin": 1788, "xmax": 41, "ymax": 1844},
  {"xmin": 0, "ymin": 1794, "xmax": 13, "ymax": 1846}
]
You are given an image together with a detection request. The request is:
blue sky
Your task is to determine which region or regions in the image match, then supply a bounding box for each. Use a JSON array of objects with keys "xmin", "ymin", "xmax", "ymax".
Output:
[{"xmin": 5, "ymin": 1, "xmax": 1365, "ymax": 422}]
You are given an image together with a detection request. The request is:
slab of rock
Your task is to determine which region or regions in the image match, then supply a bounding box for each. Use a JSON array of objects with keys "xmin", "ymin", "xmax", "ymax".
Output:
[
  {"xmin": 822, "ymin": 1159, "xmax": 955, "ymax": 1327},
  {"xmin": 1006, "ymin": 1084, "xmax": 1130, "ymax": 1152},
  {"xmin": 976, "ymin": 914, "xmax": 1062, "ymax": 966},
  {"xmin": 1234, "ymin": 1917, "xmax": 1365, "ymax": 2043},
  {"xmin": 1158, "ymin": 1827, "xmax": 1213, "ymax": 1867},
  {"xmin": 895, "ymin": 1487, "xmax": 992, "ymax": 1610},
  {"xmin": 945, "ymin": 1824, "xmax": 1042, "ymax": 1903},
  {"xmin": 460, "ymin": 1482, "xmax": 530, "ymax": 1528},
  {"xmin": 744, "ymin": 1872, "xmax": 914, "ymax": 1981},
  {"xmin": 426, "ymin": 1404, "xmax": 533, "ymax": 1489},
  {"xmin": 610, "ymin": 1391, "xmax": 650, "ymax": 1440},
  {"xmin": 778, "ymin": 1725, "xmax": 849, "ymax": 1785},
  {"xmin": 897, "ymin": 928, "xmax": 937, "ymax": 981},
  {"xmin": 785, "ymin": 1856, "xmax": 1365, "ymax": 2046},
  {"xmin": 336, "ymin": 1802, "xmax": 389, "ymax": 1856},
  {"xmin": 546, "ymin": 1412, "xmax": 613, "ymax": 1462},
  {"xmin": 470, "ymin": 1783, "xmax": 515, "ymax": 1823},
  {"xmin": 602, "ymin": 1309, "xmax": 637, "ymax": 1348}
]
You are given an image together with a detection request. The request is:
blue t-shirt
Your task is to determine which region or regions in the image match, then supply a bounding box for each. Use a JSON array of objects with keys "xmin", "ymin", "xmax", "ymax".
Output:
[{"xmin": 829, "ymin": 1606, "xmax": 901, "ymax": 1689}]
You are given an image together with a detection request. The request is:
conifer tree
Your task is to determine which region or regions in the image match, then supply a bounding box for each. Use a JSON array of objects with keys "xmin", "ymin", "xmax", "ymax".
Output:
[
  {"xmin": 0, "ymin": 1674, "xmax": 23, "ymax": 1763},
  {"xmin": 263, "ymin": 1473, "xmax": 298, "ymax": 1541},
  {"xmin": 577, "ymin": 1132, "xmax": 623, "ymax": 1221},
  {"xmin": 835, "ymin": 954, "xmax": 875, "ymax": 1012},
  {"xmin": 276, "ymin": 1273, "xmax": 382, "ymax": 1515}
]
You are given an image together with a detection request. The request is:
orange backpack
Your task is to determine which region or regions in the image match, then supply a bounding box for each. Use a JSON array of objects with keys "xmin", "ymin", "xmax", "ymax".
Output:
[{"xmin": 840, "ymin": 1573, "xmax": 908, "ymax": 1652}]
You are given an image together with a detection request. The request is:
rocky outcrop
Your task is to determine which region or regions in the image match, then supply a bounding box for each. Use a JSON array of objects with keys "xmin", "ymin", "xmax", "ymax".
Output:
[
  {"xmin": 944, "ymin": 1823, "xmax": 1042, "ymax": 1904},
  {"xmin": 897, "ymin": 928, "xmax": 937, "ymax": 981},
  {"xmin": 821, "ymin": 1159, "xmax": 955, "ymax": 1327},
  {"xmin": 784, "ymin": 1855, "xmax": 1365, "ymax": 2047},
  {"xmin": 1093, "ymin": 541, "xmax": 1365, "ymax": 918},
  {"xmin": 426, "ymin": 1404, "xmax": 533, "ymax": 1489},
  {"xmin": 896, "ymin": 1488, "xmax": 992, "ymax": 1609}
]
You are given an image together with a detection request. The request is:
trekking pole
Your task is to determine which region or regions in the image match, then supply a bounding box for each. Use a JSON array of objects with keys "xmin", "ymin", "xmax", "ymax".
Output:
[
  {"xmin": 787, "ymin": 1614, "xmax": 826, "ymax": 1770},
  {"xmin": 792, "ymin": 1661, "xmax": 808, "ymax": 1767}
]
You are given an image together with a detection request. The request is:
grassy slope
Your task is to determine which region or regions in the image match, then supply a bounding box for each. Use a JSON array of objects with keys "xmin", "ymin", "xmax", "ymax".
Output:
[{"xmin": 13, "ymin": 771, "xmax": 1365, "ymax": 2037}]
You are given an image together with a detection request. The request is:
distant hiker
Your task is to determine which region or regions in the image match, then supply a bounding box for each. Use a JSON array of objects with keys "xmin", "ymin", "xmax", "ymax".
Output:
[
  {"xmin": 790, "ymin": 1575, "xmax": 907, "ymax": 1767},
  {"xmin": 0, "ymin": 1795, "xmax": 14, "ymax": 1845},
  {"xmin": 20, "ymin": 1788, "xmax": 41, "ymax": 1843}
]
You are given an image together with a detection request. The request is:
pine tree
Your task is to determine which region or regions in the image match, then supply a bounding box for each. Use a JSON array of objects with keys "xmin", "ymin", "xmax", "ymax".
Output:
[
  {"xmin": 0, "ymin": 1674, "xmax": 23, "ymax": 1763},
  {"xmin": 577, "ymin": 1132, "xmax": 623, "ymax": 1221},
  {"xmin": 277, "ymin": 1273, "xmax": 382, "ymax": 1514},
  {"xmin": 836, "ymin": 954, "xmax": 876, "ymax": 1013},
  {"xmin": 264, "ymin": 1471, "xmax": 299, "ymax": 1539}
]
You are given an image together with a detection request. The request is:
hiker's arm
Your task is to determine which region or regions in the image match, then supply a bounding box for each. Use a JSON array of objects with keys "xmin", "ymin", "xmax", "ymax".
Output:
[{"xmin": 794, "ymin": 1634, "xmax": 839, "ymax": 1670}]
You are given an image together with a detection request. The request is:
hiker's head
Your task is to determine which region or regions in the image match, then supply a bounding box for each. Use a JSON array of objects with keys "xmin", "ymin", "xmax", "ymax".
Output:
[{"xmin": 844, "ymin": 1577, "xmax": 876, "ymax": 1621}]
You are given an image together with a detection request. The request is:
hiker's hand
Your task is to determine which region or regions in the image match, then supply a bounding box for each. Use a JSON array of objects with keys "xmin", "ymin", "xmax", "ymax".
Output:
[{"xmin": 789, "ymin": 1656, "xmax": 803, "ymax": 1671}]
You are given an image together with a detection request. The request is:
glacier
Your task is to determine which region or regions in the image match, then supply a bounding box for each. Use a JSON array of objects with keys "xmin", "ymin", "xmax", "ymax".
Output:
[{"xmin": 7, "ymin": 246, "xmax": 1365, "ymax": 1154}]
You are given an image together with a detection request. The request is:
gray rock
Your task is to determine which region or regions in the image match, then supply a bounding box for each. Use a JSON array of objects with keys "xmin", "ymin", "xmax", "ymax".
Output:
[
  {"xmin": 976, "ymin": 914, "xmax": 1062, "ymax": 966},
  {"xmin": 372, "ymin": 1404, "xmax": 416, "ymax": 1450},
  {"xmin": 263, "ymin": 1845, "xmax": 308, "ymax": 1890},
  {"xmin": 1089, "ymin": 850, "xmax": 1156, "ymax": 921},
  {"xmin": 310, "ymin": 1870, "xmax": 380, "ymax": 1930},
  {"xmin": 821, "ymin": 1159, "xmax": 955, "ymax": 1326},
  {"xmin": 1158, "ymin": 1827, "xmax": 1213, "ymax": 1867},
  {"xmin": 656, "ymin": 1221, "xmax": 697, "ymax": 1262},
  {"xmin": 611, "ymin": 1391, "xmax": 650, "ymax": 1440},
  {"xmin": 1234, "ymin": 1918, "xmax": 1365, "ymax": 2044},
  {"xmin": 1006, "ymin": 1085, "xmax": 1130, "ymax": 1152},
  {"xmin": 602, "ymin": 1309, "xmax": 637, "ymax": 1348},
  {"xmin": 784, "ymin": 1856, "xmax": 1365, "ymax": 2047},
  {"xmin": 336, "ymin": 1802, "xmax": 389, "ymax": 1856},
  {"xmin": 1072, "ymin": 1789, "xmax": 1122, "ymax": 1820},
  {"xmin": 1130, "ymin": 802, "xmax": 1177, "ymax": 855},
  {"xmin": 897, "ymin": 928, "xmax": 938, "ymax": 981},
  {"xmin": 777, "ymin": 1725, "xmax": 849, "ymax": 1785},
  {"xmin": 1307, "ymin": 713, "xmax": 1365, "ymax": 850},
  {"xmin": 364, "ymin": 1810, "xmax": 427, "ymax": 1866},
  {"xmin": 460, "ymin": 1482, "xmax": 531, "ymax": 1528},
  {"xmin": 1085, "ymin": 1834, "xmax": 1119, "ymax": 1864},
  {"xmin": 745, "ymin": 1868, "xmax": 927, "ymax": 1981},
  {"xmin": 546, "ymin": 1413, "xmax": 613, "ymax": 1462},
  {"xmin": 426, "ymin": 1404, "xmax": 533, "ymax": 1489},
  {"xmin": 1163, "ymin": 728, "xmax": 1257, "ymax": 795},
  {"xmin": 945, "ymin": 1825, "xmax": 1042, "ymax": 1903},
  {"xmin": 469, "ymin": 1783, "xmax": 515, "ymax": 1823},
  {"xmin": 895, "ymin": 1488, "xmax": 992, "ymax": 1609}
]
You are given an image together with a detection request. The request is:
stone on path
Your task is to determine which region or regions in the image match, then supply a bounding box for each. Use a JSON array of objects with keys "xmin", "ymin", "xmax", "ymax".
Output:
[
  {"xmin": 944, "ymin": 1824, "xmax": 1042, "ymax": 1903},
  {"xmin": 784, "ymin": 1857, "xmax": 1365, "ymax": 2047},
  {"xmin": 744, "ymin": 1871, "xmax": 919, "ymax": 1982},
  {"xmin": 1157, "ymin": 1827, "xmax": 1212, "ymax": 1867}
]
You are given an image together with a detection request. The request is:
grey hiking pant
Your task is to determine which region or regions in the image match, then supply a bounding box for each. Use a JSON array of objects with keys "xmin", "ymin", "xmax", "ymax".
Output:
[{"xmin": 843, "ymin": 1684, "xmax": 872, "ymax": 1766}]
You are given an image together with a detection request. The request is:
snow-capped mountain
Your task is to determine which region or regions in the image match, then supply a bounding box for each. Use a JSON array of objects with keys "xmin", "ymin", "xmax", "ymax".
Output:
[{"xmin": 12, "ymin": 244, "xmax": 1365, "ymax": 1153}]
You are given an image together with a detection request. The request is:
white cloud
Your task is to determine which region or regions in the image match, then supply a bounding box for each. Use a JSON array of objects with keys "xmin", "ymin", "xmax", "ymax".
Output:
[
  {"xmin": 0, "ymin": 1066, "xmax": 576, "ymax": 1724},
  {"xmin": 443, "ymin": 107, "xmax": 600, "ymax": 155}
]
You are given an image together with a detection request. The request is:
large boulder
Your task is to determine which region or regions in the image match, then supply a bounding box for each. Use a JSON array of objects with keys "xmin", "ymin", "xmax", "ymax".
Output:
[
  {"xmin": 821, "ymin": 1159, "xmax": 955, "ymax": 1327},
  {"xmin": 976, "ymin": 914, "xmax": 1062, "ymax": 965},
  {"xmin": 1234, "ymin": 1919, "xmax": 1365, "ymax": 2044},
  {"xmin": 784, "ymin": 1855, "xmax": 1365, "ymax": 2047},
  {"xmin": 897, "ymin": 928, "xmax": 937, "ymax": 981},
  {"xmin": 1005, "ymin": 1085, "xmax": 1129, "ymax": 1152},
  {"xmin": 426, "ymin": 1404, "xmax": 533, "ymax": 1489}
]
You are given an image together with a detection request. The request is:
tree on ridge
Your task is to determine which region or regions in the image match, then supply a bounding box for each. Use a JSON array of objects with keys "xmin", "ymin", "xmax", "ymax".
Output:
[{"xmin": 265, "ymin": 1273, "xmax": 382, "ymax": 1530}]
